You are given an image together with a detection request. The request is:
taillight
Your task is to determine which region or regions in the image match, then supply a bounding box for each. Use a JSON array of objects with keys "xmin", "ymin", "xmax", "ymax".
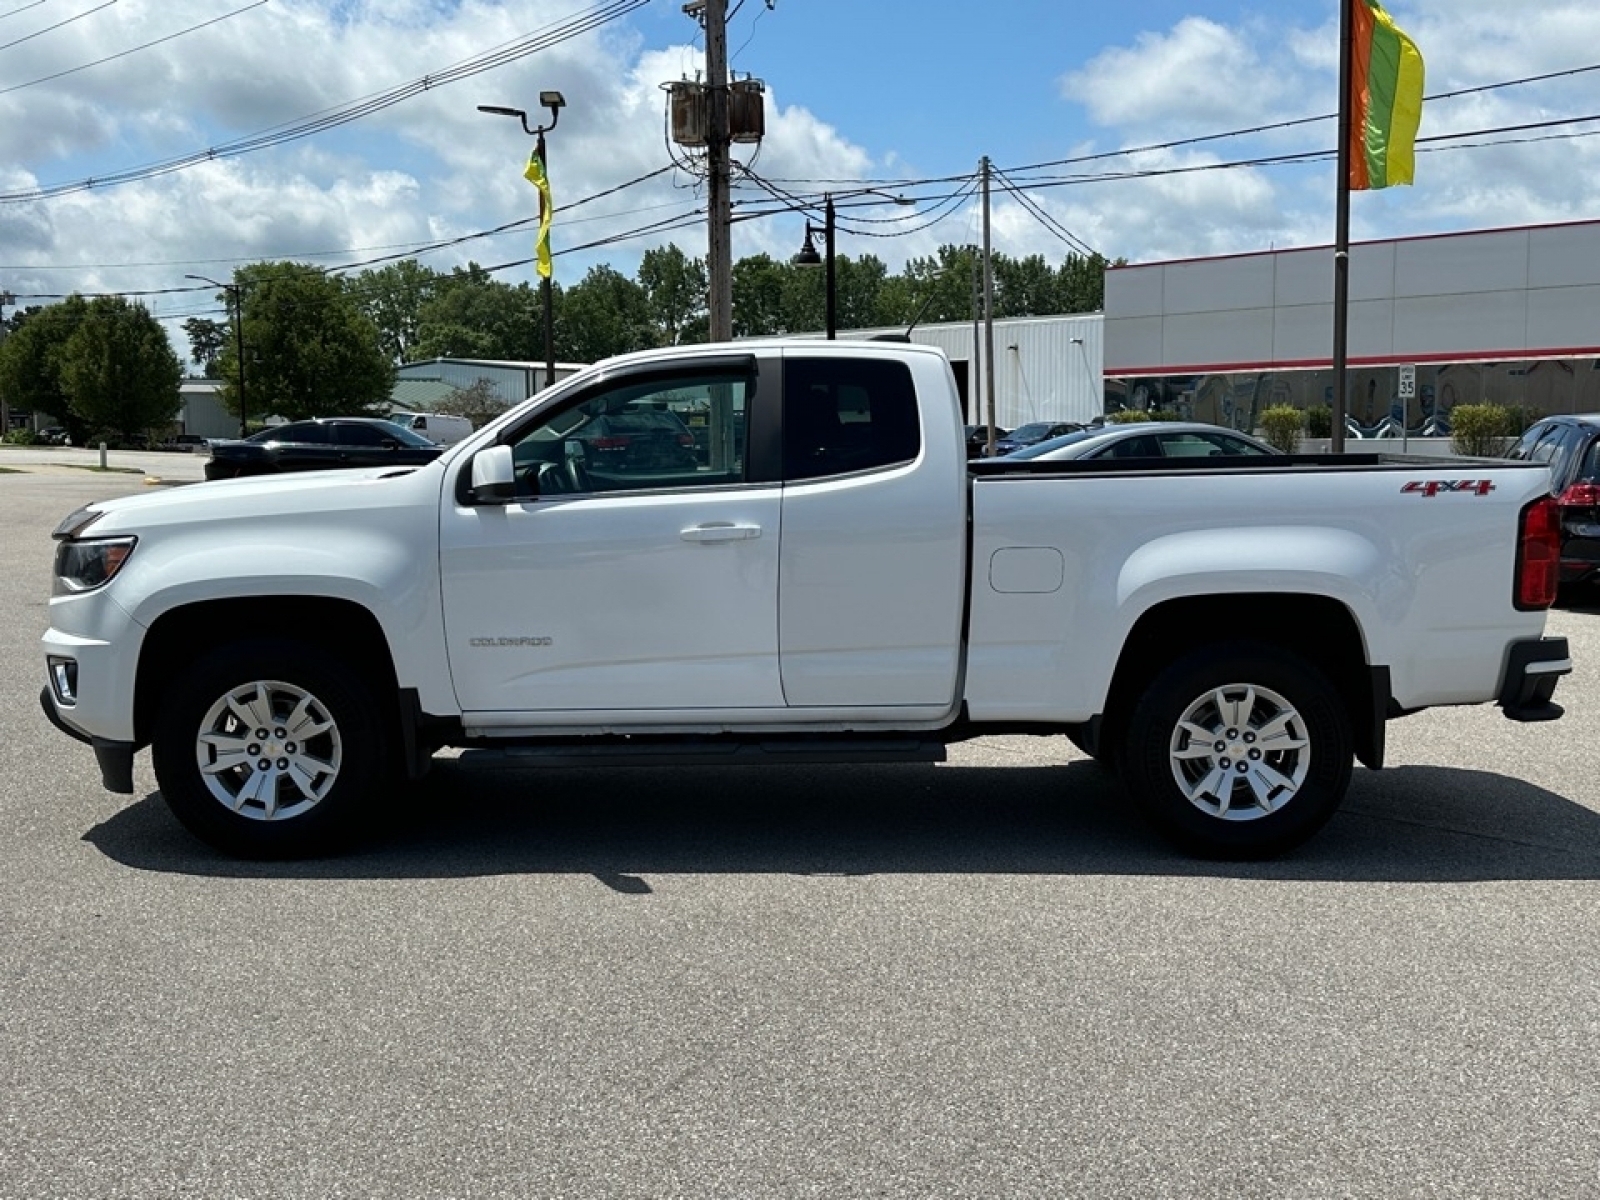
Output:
[
  {"xmin": 1556, "ymin": 481, "xmax": 1600, "ymax": 507},
  {"xmin": 591, "ymin": 436, "xmax": 631, "ymax": 451},
  {"xmin": 677, "ymin": 432, "xmax": 696, "ymax": 447},
  {"xmin": 1515, "ymin": 495, "xmax": 1560, "ymax": 610}
]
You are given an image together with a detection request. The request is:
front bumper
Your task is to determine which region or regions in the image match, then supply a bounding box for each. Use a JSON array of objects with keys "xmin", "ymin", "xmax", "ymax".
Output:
[
  {"xmin": 39, "ymin": 686, "xmax": 136, "ymax": 793},
  {"xmin": 1498, "ymin": 636, "xmax": 1571, "ymax": 722}
]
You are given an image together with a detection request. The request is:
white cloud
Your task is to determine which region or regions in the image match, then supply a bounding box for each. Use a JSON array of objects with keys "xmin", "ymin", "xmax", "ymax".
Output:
[{"xmin": 1060, "ymin": 17, "xmax": 1292, "ymax": 135}]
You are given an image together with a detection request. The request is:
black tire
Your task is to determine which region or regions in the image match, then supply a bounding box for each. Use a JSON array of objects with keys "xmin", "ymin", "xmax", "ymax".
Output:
[
  {"xmin": 1120, "ymin": 641, "xmax": 1352, "ymax": 859},
  {"xmin": 151, "ymin": 640, "xmax": 390, "ymax": 858}
]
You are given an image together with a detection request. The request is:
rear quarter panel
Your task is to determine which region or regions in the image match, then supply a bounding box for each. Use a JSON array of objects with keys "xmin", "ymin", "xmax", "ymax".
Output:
[{"xmin": 963, "ymin": 461, "xmax": 1553, "ymax": 721}]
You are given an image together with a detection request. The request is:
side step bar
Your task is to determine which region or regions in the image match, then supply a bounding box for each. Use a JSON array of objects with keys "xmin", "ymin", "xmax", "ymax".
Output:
[{"xmin": 460, "ymin": 736, "xmax": 949, "ymax": 769}]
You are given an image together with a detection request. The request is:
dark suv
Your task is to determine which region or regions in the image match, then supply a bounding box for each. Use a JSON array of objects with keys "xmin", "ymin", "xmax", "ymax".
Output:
[{"xmin": 1507, "ymin": 413, "xmax": 1600, "ymax": 586}]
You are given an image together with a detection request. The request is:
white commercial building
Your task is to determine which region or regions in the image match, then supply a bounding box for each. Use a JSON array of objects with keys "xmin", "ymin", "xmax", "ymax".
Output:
[{"xmin": 1103, "ymin": 219, "xmax": 1600, "ymax": 436}]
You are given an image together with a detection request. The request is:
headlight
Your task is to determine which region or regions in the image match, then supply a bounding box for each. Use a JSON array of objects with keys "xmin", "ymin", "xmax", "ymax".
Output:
[{"xmin": 54, "ymin": 536, "xmax": 137, "ymax": 594}]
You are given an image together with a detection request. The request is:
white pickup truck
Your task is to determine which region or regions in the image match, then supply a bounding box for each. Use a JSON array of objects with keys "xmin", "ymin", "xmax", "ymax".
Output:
[{"xmin": 41, "ymin": 339, "xmax": 1571, "ymax": 859}]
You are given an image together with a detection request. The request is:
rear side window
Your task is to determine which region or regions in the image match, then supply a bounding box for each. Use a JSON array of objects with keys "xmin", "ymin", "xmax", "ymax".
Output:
[
  {"xmin": 783, "ymin": 357, "xmax": 921, "ymax": 481},
  {"xmin": 332, "ymin": 422, "xmax": 387, "ymax": 447},
  {"xmin": 1543, "ymin": 426, "xmax": 1582, "ymax": 492},
  {"xmin": 267, "ymin": 423, "xmax": 327, "ymax": 444}
]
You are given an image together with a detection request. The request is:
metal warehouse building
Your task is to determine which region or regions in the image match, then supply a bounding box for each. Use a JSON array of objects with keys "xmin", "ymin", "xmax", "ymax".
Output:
[
  {"xmin": 394, "ymin": 358, "xmax": 587, "ymax": 408},
  {"xmin": 1103, "ymin": 219, "xmax": 1600, "ymax": 437},
  {"xmin": 845, "ymin": 312, "xmax": 1106, "ymax": 431}
]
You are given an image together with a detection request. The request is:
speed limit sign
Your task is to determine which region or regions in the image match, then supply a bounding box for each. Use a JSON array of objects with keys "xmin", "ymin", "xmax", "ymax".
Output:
[{"xmin": 1398, "ymin": 364, "xmax": 1416, "ymax": 400}]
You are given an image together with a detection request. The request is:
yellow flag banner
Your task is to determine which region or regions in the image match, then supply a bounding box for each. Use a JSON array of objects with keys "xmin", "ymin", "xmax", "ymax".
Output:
[{"xmin": 523, "ymin": 147, "xmax": 553, "ymax": 279}]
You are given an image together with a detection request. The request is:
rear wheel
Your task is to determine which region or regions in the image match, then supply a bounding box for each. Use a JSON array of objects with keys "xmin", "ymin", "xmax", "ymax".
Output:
[
  {"xmin": 1121, "ymin": 642, "xmax": 1352, "ymax": 858},
  {"xmin": 152, "ymin": 641, "xmax": 389, "ymax": 858}
]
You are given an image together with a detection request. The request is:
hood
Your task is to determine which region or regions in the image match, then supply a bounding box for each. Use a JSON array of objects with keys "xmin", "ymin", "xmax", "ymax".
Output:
[{"xmin": 74, "ymin": 461, "xmax": 445, "ymax": 536}]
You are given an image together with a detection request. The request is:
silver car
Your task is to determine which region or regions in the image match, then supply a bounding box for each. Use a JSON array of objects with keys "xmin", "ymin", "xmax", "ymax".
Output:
[{"xmin": 1004, "ymin": 421, "xmax": 1277, "ymax": 461}]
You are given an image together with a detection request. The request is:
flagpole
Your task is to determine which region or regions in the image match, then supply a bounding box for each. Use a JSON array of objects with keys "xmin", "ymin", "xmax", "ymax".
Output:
[{"xmin": 1332, "ymin": 0, "xmax": 1353, "ymax": 454}]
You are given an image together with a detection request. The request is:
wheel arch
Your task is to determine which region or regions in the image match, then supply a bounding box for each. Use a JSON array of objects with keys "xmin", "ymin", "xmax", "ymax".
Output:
[
  {"xmin": 134, "ymin": 596, "xmax": 401, "ymax": 748},
  {"xmin": 1100, "ymin": 592, "xmax": 1387, "ymax": 770}
]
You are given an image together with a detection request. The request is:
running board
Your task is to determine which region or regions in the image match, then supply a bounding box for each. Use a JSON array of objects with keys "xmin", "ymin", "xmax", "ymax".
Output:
[{"xmin": 459, "ymin": 736, "xmax": 948, "ymax": 769}]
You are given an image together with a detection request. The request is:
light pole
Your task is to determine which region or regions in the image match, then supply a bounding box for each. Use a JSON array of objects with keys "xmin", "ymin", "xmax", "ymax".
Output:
[
  {"xmin": 792, "ymin": 190, "xmax": 912, "ymax": 339},
  {"xmin": 478, "ymin": 90, "xmax": 565, "ymax": 391},
  {"xmin": 0, "ymin": 289, "xmax": 13, "ymax": 439},
  {"xmin": 186, "ymin": 274, "xmax": 247, "ymax": 436}
]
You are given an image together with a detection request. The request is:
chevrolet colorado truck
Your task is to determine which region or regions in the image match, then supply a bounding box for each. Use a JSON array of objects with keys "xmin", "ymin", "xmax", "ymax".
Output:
[{"xmin": 40, "ymin": 339, "xmax": 1571, "ymax": 859}]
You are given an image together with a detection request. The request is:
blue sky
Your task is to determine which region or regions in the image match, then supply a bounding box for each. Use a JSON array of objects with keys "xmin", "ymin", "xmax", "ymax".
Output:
[{"xmin": 1, "ymin": 0, "xmax": 1598, "ymax": 350}]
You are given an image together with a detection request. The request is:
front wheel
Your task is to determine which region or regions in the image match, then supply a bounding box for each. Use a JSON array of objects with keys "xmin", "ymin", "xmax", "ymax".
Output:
[
  {"xmin": 1121, "ymin": 642, "xmax": 1352, "ymax": 859},
  {"xmin": 152, "ymin": 641, "xmax": 389, "ymax": 858}
]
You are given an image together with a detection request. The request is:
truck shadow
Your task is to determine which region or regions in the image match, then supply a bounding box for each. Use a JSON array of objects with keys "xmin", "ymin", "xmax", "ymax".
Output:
[{"xmin": 82, "ymin": 757, "xmax": 1600, "ymax": 885}]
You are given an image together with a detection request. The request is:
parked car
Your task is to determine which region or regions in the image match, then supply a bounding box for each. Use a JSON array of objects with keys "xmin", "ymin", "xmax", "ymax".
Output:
[
  {"xmin": 569, "ymin": 407, "xmax": 700, "ymax": 472},
  {"xmin": 991, "ymin": 421, "xmax": 1085, "ymax": 456},
  {"xmin": 161, "ymin": 434, "xmax": 209, "ymax": 453},
  {"xmin": 38, "ymin": 427, "xmax": 71, "ymax": 446},
  {"xmin": 204, "ymin": 418, "xmax": 444, "ymax": 480},
  {"xmin": 1005, "ymin": 422, "xmax": 1277, "ymax": 462},
  {"xmin": 1506, "ymin": 413, "xmax": 1600, "ymax": 588},
  {"xmin": 964, "ymin": 425, "xmax": 1010, "ymax": 458}
]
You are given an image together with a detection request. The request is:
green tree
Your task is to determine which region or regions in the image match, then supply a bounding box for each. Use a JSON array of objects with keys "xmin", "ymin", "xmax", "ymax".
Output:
[
  {"xmin": 351, "ymin": 259, "xmax": 443, "ymax": 363},
  {"xmin": 1058, "ymin": 251, "xmax": 1117, "ymax": 313},
  {"xmin": 993, "ymin": 253, "xmax": 1062, "ymax": 317},
  {"xmin": 182, "ymin": 316, "xmax": 227, "ymax": 376},
  {"xmin": 556, "ymin": 265, "xmax": 653, "ymax": 362},
  {"xmin": 225, "ymin": 261, "xmax": 395, "ymax": 423},
  {"xmin": 893, "ymin": 245, "xmax": 983, "ymax": 328},
  {"xmin": 638, "ymin": 244, "xmax": 707, "ymax": 346},
  {"xmin": 413, "ymin": 264, "xmax": 540, "ymax": 361},
  {"xmin": 732, "ymin": 254, "xmax": 790, "ymax": 337},
  {"xmin": 0, "ymin": 296, "xmax": 90, "ymax": 440},
  {"xmin": 60, "ymin": 297, "xmax": 182, "ymax": 443},
  {"xmin": 434, "ymin": 377, "xmax": 506, "ymax": 429}
]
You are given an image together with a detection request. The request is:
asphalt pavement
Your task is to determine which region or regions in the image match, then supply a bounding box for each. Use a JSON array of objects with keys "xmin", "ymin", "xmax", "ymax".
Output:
[{"xmin": 2, "ymin": 457, "xmax": 1598, "ymax": 1198}]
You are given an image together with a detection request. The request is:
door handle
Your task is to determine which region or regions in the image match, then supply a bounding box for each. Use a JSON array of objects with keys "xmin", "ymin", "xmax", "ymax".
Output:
[{"xmin": 681, "ymin": 522, "xmax": 762, "ymax": 543}]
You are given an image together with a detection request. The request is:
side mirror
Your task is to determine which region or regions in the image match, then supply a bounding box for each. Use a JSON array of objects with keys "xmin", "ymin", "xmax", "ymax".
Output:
[{"xmin": 469, "ymin": 445, "xmax": 517, "ymax": 503}]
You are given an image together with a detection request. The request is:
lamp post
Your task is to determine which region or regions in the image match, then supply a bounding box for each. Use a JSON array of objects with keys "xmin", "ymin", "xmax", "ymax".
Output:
[
  {"xmin": 792, "ymin": 190, "xmax": 912, "ymax": 339},
  {"xmin": 186, "ymin": 274, "xmax": 247, "ymax": 436},
  {"xmin": 0, "ymin": 289, "xmax": 13, "ymax": 440},
  {"xmin": 478, "ymin": 90, "xmax": 566, "ymax": 391}
]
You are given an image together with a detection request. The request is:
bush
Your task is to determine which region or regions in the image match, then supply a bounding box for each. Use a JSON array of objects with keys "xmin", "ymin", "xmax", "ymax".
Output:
[
  {"xmin": 1258, "ymin": 405, "xmax": 1303, "ymax": 454},
  {"xmin": 2, "ymin": 428, "xmax": 37, "ymax": 445},
  {"xmin": 1451, "ymin": 404, "xmax": 1514, "ymax": 457},
  {"xmin": 1304, "ymin": 405, "xmax": 1333, "ymax": 439},
  {"xmin": 1108, "ymin": 410, "xmax": 1153, "ymax": 423}
]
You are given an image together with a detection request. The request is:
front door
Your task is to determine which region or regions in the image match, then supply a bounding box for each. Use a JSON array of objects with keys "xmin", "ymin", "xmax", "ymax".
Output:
[{"xmin": 440, "ymin": 361, "xmax": 783, "ymax": 715}]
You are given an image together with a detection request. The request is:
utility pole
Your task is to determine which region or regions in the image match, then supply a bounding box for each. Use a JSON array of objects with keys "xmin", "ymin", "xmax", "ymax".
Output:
[
  {"xmin": 981, "ymin": 157, "xmax": 998, "ymax": 458},
  {"xmin": 704, "ymin": 0, "xmax": 733, "ymax": 342}
]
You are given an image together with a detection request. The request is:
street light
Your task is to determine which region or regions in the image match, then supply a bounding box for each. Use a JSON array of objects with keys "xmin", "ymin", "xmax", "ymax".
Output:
[
  {"xmin": 478, "ymin": 90, "xmax": 566, "ymax": 390},
  {"xmin": 186, "ymin": 274, "xmax": 247, "ymax": 436},
  {"xmin": 792, "ymin": 190, "xmax": 912, "ymax": 339}
]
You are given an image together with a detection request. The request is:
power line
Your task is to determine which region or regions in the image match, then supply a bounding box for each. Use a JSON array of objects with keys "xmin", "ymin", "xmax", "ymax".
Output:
[
  {"xmin": 1004, "ymin": 60, "xmax": 1600, "ymax": 179},
  {"xmin": 0, "ymin": 1, "xmax": 50, "ymax": 23},
  {"xmin": 0, "ymin": 0, "xmax": 112, "ymax": 53},
  {"xmin": 0, "ymin": 0, "xmax": 649, "ymax": 204},
  {"xmin": 0, "ymin": 1, "xmax": 267, "ymax": 99},
  {"xmin": 992, "ymin": 166, "xmax": 1100, "ymax": 258}
]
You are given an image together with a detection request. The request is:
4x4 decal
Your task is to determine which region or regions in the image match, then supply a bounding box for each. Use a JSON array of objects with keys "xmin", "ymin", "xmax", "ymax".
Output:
[{"xmin": 1402, "ymin": 479, "xmax": 1496, "ymax": 497}]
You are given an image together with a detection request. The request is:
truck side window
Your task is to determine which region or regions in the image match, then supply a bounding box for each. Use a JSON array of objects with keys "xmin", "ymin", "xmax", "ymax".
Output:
[
  {"xmin": 782, "ymin": 358, "xmax": 921, "ymax": 482},
  {"xmin": 507, "ymin": 371, "xmax": 748, "ymax": 496}
]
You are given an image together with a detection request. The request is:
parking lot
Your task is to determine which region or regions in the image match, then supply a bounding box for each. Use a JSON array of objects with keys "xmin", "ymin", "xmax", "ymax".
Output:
[{"xmin": 3, "ymin": 454, "xmax": 1599, "ymax": 1198}]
